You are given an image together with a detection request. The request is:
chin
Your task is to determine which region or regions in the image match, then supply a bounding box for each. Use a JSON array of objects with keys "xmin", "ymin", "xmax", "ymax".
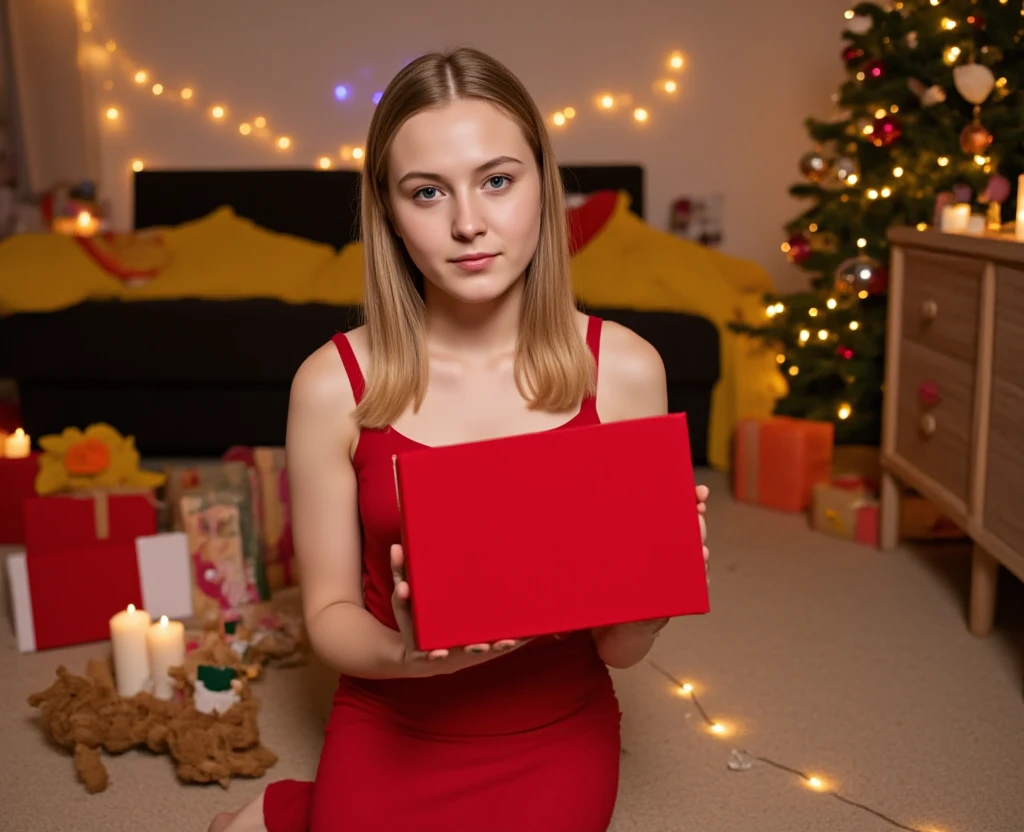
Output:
[{"xmin": 429, "ymin": 264, "xmax": 524, "ymax": 305}]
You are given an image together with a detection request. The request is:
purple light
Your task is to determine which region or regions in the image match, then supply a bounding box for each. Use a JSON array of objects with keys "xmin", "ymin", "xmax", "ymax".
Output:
[
  {"xmin": 334, "ymin": 84, "xmax": 349, "ymax": 102},
  {"xmin": 372, "ymin": 91, "xmax": 383, "ymax": 105}
]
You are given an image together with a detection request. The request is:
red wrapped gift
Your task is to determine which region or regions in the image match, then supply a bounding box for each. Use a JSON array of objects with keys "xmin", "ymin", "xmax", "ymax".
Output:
[
  {"xmin": 811, "ymin": 478, "xmax": 879, "ymax": 547},
  {"xmin": 0, "ymin": 452, "xmax": 40, "ymax": 544},
  {"xmin": 394, "ymin": 413, "xmax": 709, "ymax": 651},
  {"xmin": 6, "ymin": 532, "xmax": 193, "ymax": 652},
  {"xmin": 733, "ymin": 416, "xmax": 834, "ymax": 513},
  {"xmin": 22, "ymin": 489, "xmax": 157, "ymax": 554}
]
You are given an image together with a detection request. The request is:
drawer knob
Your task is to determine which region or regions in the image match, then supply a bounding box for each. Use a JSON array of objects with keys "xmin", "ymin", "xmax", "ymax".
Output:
[
  {"xmin": 919, "ymin": 413, "xmax": 937, "ymax": 437},
  {"xmin": 918, "ymin": 380, "xmax": 941, "ymax": 406},
  {"xmin": 921, "ymin": 299, "xmax": 938, "ymax": 321}
]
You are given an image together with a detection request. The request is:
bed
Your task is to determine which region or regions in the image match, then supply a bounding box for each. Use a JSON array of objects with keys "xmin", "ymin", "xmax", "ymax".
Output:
[{"xmin": 0, "ymin": 165, "xmax": 722, "ymax": 463}]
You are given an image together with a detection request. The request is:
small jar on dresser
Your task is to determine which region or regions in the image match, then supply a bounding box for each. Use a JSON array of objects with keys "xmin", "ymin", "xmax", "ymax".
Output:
[{"xmin": 881, "ymin": 226, "xmax": 1024, "ymax": 637}]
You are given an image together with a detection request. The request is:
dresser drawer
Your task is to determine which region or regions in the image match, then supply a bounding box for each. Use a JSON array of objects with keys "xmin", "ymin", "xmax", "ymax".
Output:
[
  {"xmin": 895, "ymin": 339, "xmax": 975, "ymax": 505},
  {"xmin": 994, "ymin": 265, "xmax": 1024, "ymax": 389},
  {"xmin": 901, "ymin": 250, "xmax": 982, "ymax": 363},
  {"xmin": 985, "ymin": 377, "xmax": 1024, "ymax": 555}
]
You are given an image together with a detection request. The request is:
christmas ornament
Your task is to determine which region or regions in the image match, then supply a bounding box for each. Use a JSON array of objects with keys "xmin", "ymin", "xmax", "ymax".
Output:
[
  {"xmin": 953, "ymin": 63, "xmax": 996, "ymax": 105},
  {"xmin": 836, "ymin": 346, "xmax": 855, "ymax": 360},
  {"xmin": 799, "ymin": 150, "xmax": 831, "ymax": 183},
  {"xmin": 908, "ymin": 79, "xmax": 946, "ymax": 107},
  {"xmin": 906, "ymin": 31, "xmax": 918, "ymax": 49},
  {"xmin": 834, "ymin": 156, "xmax": 859, "ymax": 184},
  {"xmin": 786, "ymin": 233, "xmax": 812, "ymax": 265},
  {"xmin": 960, "ymin": 120, "xmax": 993, "ymax": 155},
  {"xmin": 842, "ymin": 45, "xmax": 865, "ymax": 66},
  {"xmin": 967, "ymin": 13, "xmax": 985, "ymax": 30},
  {"xmin": 918, "ymin": 380, "xmax": 941, "ymax": 406},
  {"xmin": 862, "ymin": 59, "xmax": 886, "ymax": 80},
  {"xmin": 870, "ymin": 115, "xmax": 902, "ymax": 147},
  {"xmin": 981, "ymin": 174, "xmax": 1011, "ymax": 205},
  {"xmin": 846, "ymin": 15, "xmax": 873, "ymax": 35},
  {"xmin": 834, "ymin": 255, "xmax": 884, "ymax": 296}
]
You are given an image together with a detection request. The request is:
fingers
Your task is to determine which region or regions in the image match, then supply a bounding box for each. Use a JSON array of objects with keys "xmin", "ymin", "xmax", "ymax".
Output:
[
  {"xmin": 695, "ymin": 484, "xmax": 710, "ymax": 503},
  {"xmin": 427, "ymin": 649, "xmax": 449, "ymax": 661}
]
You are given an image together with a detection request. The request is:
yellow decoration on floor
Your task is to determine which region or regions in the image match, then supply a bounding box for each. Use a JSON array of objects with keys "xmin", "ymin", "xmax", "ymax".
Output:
[{"xmin": 35, "ymin": 423, "xmax": 166, "ymax": 495}]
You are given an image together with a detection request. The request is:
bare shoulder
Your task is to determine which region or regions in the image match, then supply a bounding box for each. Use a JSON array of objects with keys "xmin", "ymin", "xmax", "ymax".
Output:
[{"xmin": 594, "ymin": 319, "xmax": 668, "ymax": 422}]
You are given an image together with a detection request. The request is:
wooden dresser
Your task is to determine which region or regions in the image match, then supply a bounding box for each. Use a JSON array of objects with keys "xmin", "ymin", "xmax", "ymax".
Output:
[{"xmin": 881, "ymin": 226, "xmax": 1024, "ymax": 637}]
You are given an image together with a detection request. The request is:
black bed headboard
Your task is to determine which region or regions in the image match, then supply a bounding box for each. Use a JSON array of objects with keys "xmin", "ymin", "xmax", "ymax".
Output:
[{"xmin": 133, "ymin": 165, "xmax": 644, "ymax": 249}]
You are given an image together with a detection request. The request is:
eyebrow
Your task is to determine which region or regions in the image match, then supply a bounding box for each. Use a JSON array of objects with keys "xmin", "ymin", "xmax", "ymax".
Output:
[{"xmin": 397, "ymin": 155, "xmax": 523, "ymax": 187}]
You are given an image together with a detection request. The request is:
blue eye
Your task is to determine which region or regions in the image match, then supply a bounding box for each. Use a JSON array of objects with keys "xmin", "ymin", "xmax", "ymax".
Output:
[
  {"xmin": 486, "ymin": 175, "xmax": 510, "ymax": 190},
  {"xmin": 414, "ymin": 186, "xmax": 439, "ymax": 201}
]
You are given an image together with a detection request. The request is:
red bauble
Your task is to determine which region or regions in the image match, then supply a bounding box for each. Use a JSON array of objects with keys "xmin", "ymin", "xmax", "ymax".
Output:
[
  {"xmin": 862, "ymin": 59, "xmax": 886, "ymax": 80},
  {"xmin": 967, "ymin": 13, "xmax": 985, "ymax": 29},
  {"xmin": 837, "ymin": 346, "xmax": 855, "ymax": 360},
  {"xmin": 786, "ymin": 233, "xmax": 812, "ymax": 265},
  {"xmin": 842, "ymin": 45, "xmax": 865, "ymax": 65},
  {"xmin": 866, "ymin": 266, "xmax": 889, "ymax": 295},
  {"xmin": 870, "ymin": 115, "xmax": 902, "ymax": 147},
  {"xmin": 960, "ymin": 121, "xmax": 994, "ymax": 155}
]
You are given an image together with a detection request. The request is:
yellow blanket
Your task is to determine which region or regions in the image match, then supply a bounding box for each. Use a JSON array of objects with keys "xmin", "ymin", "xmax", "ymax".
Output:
[{"xmin": 0, "ymin": 198, "xmax": 781, "ymax": 469}]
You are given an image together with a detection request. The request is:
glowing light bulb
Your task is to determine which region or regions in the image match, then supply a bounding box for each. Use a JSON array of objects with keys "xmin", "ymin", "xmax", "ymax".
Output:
[
  {"xmin": 838, "ymin": 403, "xmax": 852, "ymax": 419},
  {"xmin": 893, "ymin": 166, "xmax": 904, "ymax": 177},
  {"xmin": 599, "ymin": 94, "xmax": 615, "ymax": 109},
  {"xmin": 766, "ymin": 305, "xmax": 778, "ymax": 318},
  {"xmin": 318, "ymin": 156, "xmax": 332, "ymax": 169},
  {"xmin": 633, "ymin": 107, "xmax": 648, "ymax": 123},
  {"xmin": 352, "ymin": 147, "xmax": 365, "ymax": 160},
  {"xmin": 881, "ymin": 187, "xmax": 892, "ymax": 198},
  {"xmin": 942, "ymin": 17, "xmax": 957, "ymax": 29},
  {"xmin": 808, "ymin": 223, "xmax": 818, "ymax": 232},
  {"xmin": 862, "ymin": 124, "xmax": 873, "ymax": 136},
  {"xmin": 180, "ymin": 87, "xmax": 193, "ymax": 100},
  {"xmin": 857, "ymin": 238, "xmax": 867, "ymax": 248},
  {"xmin": 858, "ymin": 290, "xmax": 869, "ymax": 299},
  {"xmin": 134, "ymin": 70, "xmax": 148, "ymax": 84},
  {"xmin": 818, "ymin": 329, "xmax": 829, "ymax": 340},
  {"xmin": 131, "ymin": 159, "xmax": 144, "ymax": 172},
  {"xmin": 874, "ymin": 108, "xmax": 887, "ymax": 119},
  {"xmin": 254, "ymin": 116, "xmax": 267, "ymax": 129},
  {"xmin": 944, "ymin": 46, "xmax": 961, "ymax": 64},
  {"xmin": 847, "ymin": 174, "xmax": 859, "ymax": 185},
  {"xmin": 937, "ymin": 156, "xmax": 949, "ymax": 167},
  {"xmin": 239, "ymin": 123, "xmax": 252, "ymax": 136},
  {"xmin": 276, "ymin": 136, "xmax": 292, "ymax": 150},
  {"xmin": 930, "ymin": 0, "xmax": 940, "ymax": 5},
  {"xmin": 678, "ymin": 682, "xmax": 694, "ymax": 695},
  {"xmin": 105, "ymin": 106, "xmax": 120, "ymax": 121},
  {"xmin": 827, "ymin": 298, "xmax": 837, "ymax": 310},
  {"xmin": 856, "ymin": 72, "xmax": 866, "ymax": 82},
  {"xmin": 211, "ymin": 105, "xmax": 226, "ymax": 119},
  {"xmin": 867, "ymin": 189, "xmax": 879, "ymax": 200},
  {"xmin": 152, "ymin": 83, "xmax": 163, "ymax": 96},
  {"xmin": 669, "ymin": 52, "xmax": 684, "ymax": 70},
  {"xmin": 844, "ymin": 9, "xmax": 855, "ymax": 19},
  {"xmin": 849, "ymin": 321, "xmax": 860, "ymax": 330},
  {"xmin": 916, "ymin": 222, "xmax": 928, "ymax": 231},
  {"xmin": 890, "ymin": 104, "xmax": 899, "ymax": 113},
  {"xmin": 788, "ymin": 366, "xmax": 799, "ymax": 376},
  {"xmin": 708, "ymin": 722, "xmax": 730, "ymax": 737},
  {"xmin": 799, "ymin": 330, "xmax": 811, "ymax": 342},
  {"xmin": 776, "ymin": 354, "xmax": 786, "ymax": 364},
  {"xmin": 76, "ymin": 211, "xmax": 93, "ymax": 228},
  {"xmin": 809, "ymin": 308, "xmax": 819, "ymax": 317},
  {"xmin": 663, "ymin": 80, "xmax": 677, "ymax": 93},
  {"xmin": 807, "ymin": 776, "xmax": 827, "ymax": 791},
  {"xmin": 564, "ymin": 107, "xmax": 576, "ymax": 119},
  {"xmin": 334, "ymin": 84, "xmax": 349, "ymax": 101},
  {"xmin": 974, "ymin": 155, "xmax": 988, "ymax": 166},
  {"xmin": 552, "ymin": 112, "xmax": 566, "ymax": 127}
]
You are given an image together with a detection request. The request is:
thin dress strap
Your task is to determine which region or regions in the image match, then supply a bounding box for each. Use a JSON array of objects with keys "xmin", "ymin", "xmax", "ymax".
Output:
[
  {"xmin": 331, "ymin": 332, "xmax": 366, "ymax": 404},
  {"xmin": 580, "ymin": 316, "xmax": 602, "ymax": 417}
]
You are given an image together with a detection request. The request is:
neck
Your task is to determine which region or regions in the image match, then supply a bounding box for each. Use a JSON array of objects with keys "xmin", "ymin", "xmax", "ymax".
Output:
[{"xmin": 422, "ymin": 277, "xmax": 525, "ymax": 358}]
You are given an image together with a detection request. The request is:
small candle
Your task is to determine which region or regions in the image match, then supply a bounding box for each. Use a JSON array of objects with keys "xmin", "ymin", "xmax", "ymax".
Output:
[
  {"xmin": 965, "ymin": 214, "xmax": 986, "ymax": 237},
  {"xmin": 4, "ymin": 428, "xmax": 30, "ymax": 459},
  {"xmin": 146, "ymin": 615, "xmax": 186, "ymax": 700},
  {"xmin": 109, "ymin": 604, "xmax": 152, "ymax": 697},
  {"xmin": 1016, "ymin": 174, "xmax": 1024, "ymax": 242},
  {"xmin": 941, "ymin": 203, "xmax": 971, "ymax": 233}
]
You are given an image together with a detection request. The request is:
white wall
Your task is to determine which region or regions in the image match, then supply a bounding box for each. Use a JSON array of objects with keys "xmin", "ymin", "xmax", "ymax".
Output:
[{"xmin": 83, "ymin": 0, "xmax": 855, "ymax": 291}]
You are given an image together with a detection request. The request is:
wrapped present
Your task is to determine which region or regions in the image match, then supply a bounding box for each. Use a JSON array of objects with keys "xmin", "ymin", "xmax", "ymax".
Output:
[
  {"xmin": 181, "ymin": 489, "xmax": 263, "ymax": 620},
  {"xmin": 165, "ymin": 461, "xmax": 268, "ymax": 601},
  {"xmin": 22, "ymin": 489, "xmax": 157, "ymax": 554},
  {"xmin": 252, "ymin": 448, "xmax": 296, "ymax": 589},
  {"xmin": 6, "ymin": 532, "xmax": 193, "ymax": 652},
  {"xmin": 811, "ymin": 478, "xmax": 879, "ymax": 547},
  {"xmin": 733, "ymin": 416, "xmax": 834, "ymax": 513},
  {"xmin": 0, "ymin": 452, "xmax": 40, "ymax": 544}
]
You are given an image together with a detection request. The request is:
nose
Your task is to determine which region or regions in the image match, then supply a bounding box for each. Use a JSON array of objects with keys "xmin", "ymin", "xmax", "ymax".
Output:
[{"xmin": 451, "ymin": 192, "xmax": 487, "ymax": 241}]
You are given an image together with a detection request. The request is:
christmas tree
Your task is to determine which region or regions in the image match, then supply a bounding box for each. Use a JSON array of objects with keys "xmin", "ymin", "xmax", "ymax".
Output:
[{"xmin": 730, "ymin": 0, "xmax": 1023, "ymax": 446}]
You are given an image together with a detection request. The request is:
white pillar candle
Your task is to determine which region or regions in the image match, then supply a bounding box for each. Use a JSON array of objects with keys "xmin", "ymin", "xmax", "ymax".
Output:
[
  {"xmin": 1016, "ymin": 174, "xmax": 1024, "ymax": 242},
  {"xmin": 146, "ymin": 615, "xmax": 186, "ymax": 700},
  {"xmin": 965, "ymin": 214, "xmax": 986, "ymax": 236},
  {"xmin": 941, "ymin": 203, "xmax": 971, "ymax": 233},
  {"xmin": 3, "ymin": 428, "xmax": 30, "ymax": 459},
  {"xmin": 109, "ymin": 604, "xmax": 152, "ymax": 697}
]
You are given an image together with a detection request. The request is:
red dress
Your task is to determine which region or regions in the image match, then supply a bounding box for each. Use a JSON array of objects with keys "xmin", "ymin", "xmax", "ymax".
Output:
[{"xmin": 263, "ymin": 316, "xmax": 621, "ymax": 832}]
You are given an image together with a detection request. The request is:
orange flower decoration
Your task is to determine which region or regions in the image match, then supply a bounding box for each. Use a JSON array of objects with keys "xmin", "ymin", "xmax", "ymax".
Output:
[{"xmin": 35, "ymin": 423, "xmax": 166, "ymax": 495}]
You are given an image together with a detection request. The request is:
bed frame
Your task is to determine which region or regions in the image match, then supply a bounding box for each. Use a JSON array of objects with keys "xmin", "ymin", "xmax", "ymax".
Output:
[{"xmin": 0, "ymin": 165, "xmax": 719, "ymax": 462}]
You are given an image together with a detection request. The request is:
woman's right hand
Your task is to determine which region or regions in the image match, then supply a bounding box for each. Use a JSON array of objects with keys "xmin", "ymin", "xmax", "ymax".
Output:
[{"xmin": 390, "ymin": 544, "xmax": 530, "ymax": 677}]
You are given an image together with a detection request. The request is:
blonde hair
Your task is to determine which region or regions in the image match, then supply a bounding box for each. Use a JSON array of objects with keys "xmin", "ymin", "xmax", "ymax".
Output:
[{"xmin": 356, "ymin": 46, "xmax": 594, "ymax": 428}]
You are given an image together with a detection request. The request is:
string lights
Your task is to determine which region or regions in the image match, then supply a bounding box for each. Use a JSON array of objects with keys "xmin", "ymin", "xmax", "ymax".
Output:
[
  {"xmin": 648, "ymin": 661, "xmax": 949, "ymax": 832},
  {"xmin": 73, "ymin": 1, "xmax": 685, "ymax": 173}
]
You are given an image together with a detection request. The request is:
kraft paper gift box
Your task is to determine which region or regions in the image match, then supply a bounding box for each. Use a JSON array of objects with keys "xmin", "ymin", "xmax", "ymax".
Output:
[
  {"xmin": 0, "ymin": 452, "xmax": 40, "ymax": 544},
  {"xmin": 6, "ymin": 532, "xmax": 193, "ymax": 652},
  {"xmin": 393, "ymin": 412, "xmax": 710, "ymax": 651},
  {"xmin": 252, "ymin": 448, "xmax": 297, "ymax": 590},
  {"xmin": 733, "ymin": 416, "xmax": 834, "ymax": 513},
  {"xmin": 22, "ymin": 489, "xmax": 157, "ymax": 554},
  {"xmin": 811, "ymin": 477, "xmax": 879, "ymax": 547}
]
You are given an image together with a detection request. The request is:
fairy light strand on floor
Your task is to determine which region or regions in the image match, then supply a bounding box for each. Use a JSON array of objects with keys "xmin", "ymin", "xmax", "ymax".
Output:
[{"xmin": 647, "ymin": 661, "xmax": 945, "ymax": 832}]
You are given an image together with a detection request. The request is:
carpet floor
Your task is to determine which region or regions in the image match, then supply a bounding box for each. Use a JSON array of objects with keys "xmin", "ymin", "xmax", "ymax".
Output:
[{"xmin": 1, "ymin": 468, "xmax": 1021, "ymax": 832}]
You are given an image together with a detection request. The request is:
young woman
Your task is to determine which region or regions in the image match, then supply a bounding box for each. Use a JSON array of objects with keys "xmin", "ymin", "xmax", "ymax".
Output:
[{"xmin": 211, "ymin": 46, "xmax": 709, "ymax": 832}]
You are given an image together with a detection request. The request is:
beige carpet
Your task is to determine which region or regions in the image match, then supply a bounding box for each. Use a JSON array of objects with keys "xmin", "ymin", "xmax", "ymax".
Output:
[{"xmin": 1, "ymin": 468, "xmax": 1021, "ymax": 832}]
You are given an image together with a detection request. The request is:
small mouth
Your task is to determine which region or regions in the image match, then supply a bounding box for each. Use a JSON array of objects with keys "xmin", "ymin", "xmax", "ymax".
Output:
[
  {"xmin": 450, "ymin": 253, "xmax": 498, "ymax": 271},
  {"xmin": 450, "ymin": 253, "xmax": 498, "ymax": 263}
]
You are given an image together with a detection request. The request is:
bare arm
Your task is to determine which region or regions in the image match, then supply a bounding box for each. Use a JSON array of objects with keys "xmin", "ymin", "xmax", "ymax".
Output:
[
  {"xmin": 589, "ymin": 321, "xmax": 685, "ymax": 670},
  {"xmin": 285, "ymin": 342, "xmax": 406, "ymax": 679}
]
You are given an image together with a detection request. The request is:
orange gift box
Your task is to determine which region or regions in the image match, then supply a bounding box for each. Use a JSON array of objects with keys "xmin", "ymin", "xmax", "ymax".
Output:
[{"xmin": 733, "ymin": 416, "xmax": 834, "ymax": 513}]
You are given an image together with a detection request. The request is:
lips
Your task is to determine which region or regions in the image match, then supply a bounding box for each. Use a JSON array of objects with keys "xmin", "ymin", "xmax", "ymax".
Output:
[
  {"xmin": 450, "ymin": 253, "xmax": 499, "ymax": 272},
  {"xmin": 450, "ymin": 253, "xmax": 497, "ymax": 263}
]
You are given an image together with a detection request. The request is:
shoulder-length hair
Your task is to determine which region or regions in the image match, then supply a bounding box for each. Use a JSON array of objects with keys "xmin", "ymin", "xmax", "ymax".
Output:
[{"xmin": 356, "ymin": 46, "xmax": 594, "ymax": 428}]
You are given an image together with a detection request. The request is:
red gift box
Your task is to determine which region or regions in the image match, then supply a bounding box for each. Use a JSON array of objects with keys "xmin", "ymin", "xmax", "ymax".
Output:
[
  {"xmin": 733, "ymin": 416, "xmax": 834, "ymax": 513},
  {"xmin": 22, "ymin": 489, "xmax": 157, "ymax": 554},
  {"xmin": 0, "ymin": 452, "xmax": 40, "ymax": 544},
  {"xmin": 6, "ymin": 532, "xmax": 193, "ymax": 652},
  {"xmin": 394, "ymin": 412, "xmax": 709, "ymax": 651},
  {"xmin": 811, "ymin": 478, "xmax": 879, "ymax": 547}
]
